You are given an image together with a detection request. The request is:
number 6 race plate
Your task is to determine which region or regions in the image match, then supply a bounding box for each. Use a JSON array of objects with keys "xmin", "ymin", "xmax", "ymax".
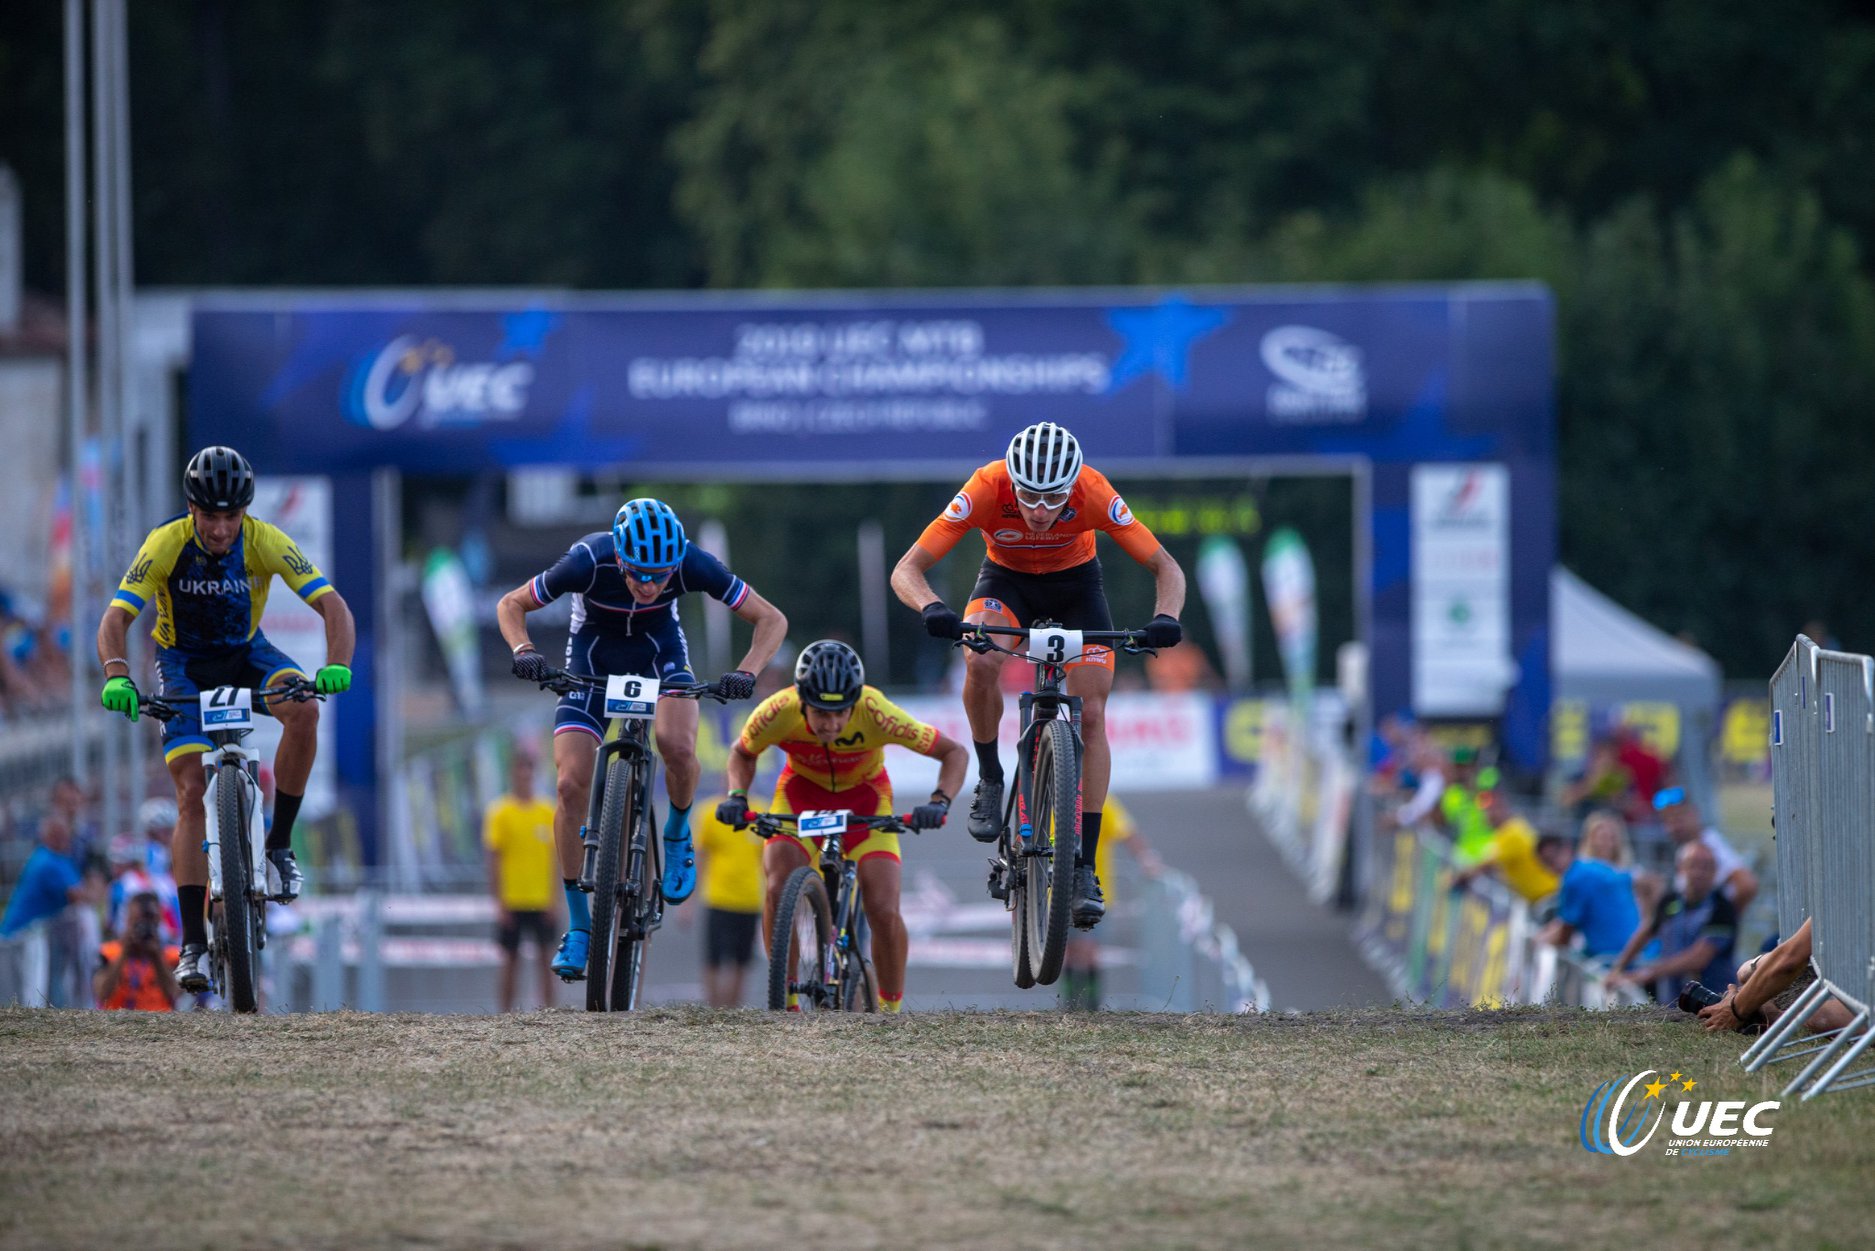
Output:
[
  {"xmin": 797, "ymin": 810, "xmax": 850, "ymax": 844},
  {"xmin": 1028, "ymin": 628, "xmax": 1084, "ymax": 666},
  {"xmin": 604, "ymin": 674, "xmax": 660, "ymax": 719}
]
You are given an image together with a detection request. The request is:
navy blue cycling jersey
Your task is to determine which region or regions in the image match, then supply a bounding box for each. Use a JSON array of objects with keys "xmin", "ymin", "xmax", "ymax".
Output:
[{"xmin": 528, "ymin": 531, "xmax": 750, "ymax": 635}]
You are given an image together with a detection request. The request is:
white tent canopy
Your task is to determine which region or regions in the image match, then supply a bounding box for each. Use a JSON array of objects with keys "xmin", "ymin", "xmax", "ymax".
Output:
[{"xmin": 1552, "ymin": 566, "xmax": 1722, "ymax": 708}]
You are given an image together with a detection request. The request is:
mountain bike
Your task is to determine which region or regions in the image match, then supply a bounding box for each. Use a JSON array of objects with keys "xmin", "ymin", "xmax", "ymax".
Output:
[
  {"xmin": 957, "ymin": 622, "xmax": 1152, "ymax": 988},
  {"xmin": 532, "ymin": 669, "xmax": 729, "ymax": 1011},
  {"xmin": 745, "ymin": 810, "xmax": 911, "ymax": 1012},
  {"xmin": 142, "ymin": 678, "xmax": 327, "ymax": 1013}
]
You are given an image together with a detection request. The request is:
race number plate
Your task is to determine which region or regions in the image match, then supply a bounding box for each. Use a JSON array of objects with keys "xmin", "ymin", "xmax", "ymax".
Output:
[
  {"xmin": 797, "ymin": 810, "xmax": 850, "ymax": 844},
  {"xmin": 604, "ymin": 673, "xmax": 660, "ymax": 719},
  {"xmin": 200, "ymin": 686, "xmax": 254, "ymax": 730},
  {"xmin": 1028, "ymin": 627, "xmax": 1084, "ymax": 666}
]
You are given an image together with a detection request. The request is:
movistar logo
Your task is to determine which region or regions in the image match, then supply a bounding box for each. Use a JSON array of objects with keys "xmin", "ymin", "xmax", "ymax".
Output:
[{"xmin": 835, "ymin": 732, "xmax": 866, "ymax": 747}]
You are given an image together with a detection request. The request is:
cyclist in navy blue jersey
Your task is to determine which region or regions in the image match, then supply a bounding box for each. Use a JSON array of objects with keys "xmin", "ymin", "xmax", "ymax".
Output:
[{"xmin": 497, "ymin": 498, "xmax": 786, "ymax": 980}]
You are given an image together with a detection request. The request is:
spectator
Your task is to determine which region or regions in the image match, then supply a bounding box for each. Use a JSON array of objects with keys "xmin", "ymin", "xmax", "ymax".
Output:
[
  {"xmin": 105, "ymin": 833, "xmax": 181, "ymax": 944},
  {"xmin": 0, "ymin": 816, "xmax": 92, "ymax": 1006},
  {"xmin": 483, "ymin": 753, "xmax": 558, "ymax": 1012},
  {"xmin": 1576, "ymin": 808, "xmax": 1663, "ymax": 921},
  {"xmin": 693, "ymin": 794, "xmax": 766, "ymax": 1007},
  {"xmin": 1611, "ymin": 725, "xmax": 1668, "ymax": 811},
  {"xmin": 1062, "ymin": 795, "xmax": 1163, "ymax": 1011},
  {"xmin": 1654, "ymin": 787, "xmax": 1758, "ymax": 912},
  {"xmin": 1537, "ymin": 833, "xmax": 1642, "ymax": 960},
  {"xmin": 1559, "ymin": 736, "xmax": 1635, "ymax": 821},
  {"xmin": 1697, "ymin": 918, "xmax": 1858, "ymax": 1036},
  {"xmin": 1392, "ymin": 735, "xmax": 1446, "ymax": 829},
  {"xmin": 1437, "ymin": 745, "xmax": 1495, "ymax": 866},
  {"xmin": 1605, "ymin": 842, "xmax": 1737, "ymax": 1004},
  {"xmin": 93, "ymin": 891, "xmax": 181, "ymax": 1011},
  {"xmin": 137, "ymin": 797, "xmax": 178, "ymax": 877},
  {"xmin": 1450, "ymin": 791, "xmax": 1557, "ymax": 904}
]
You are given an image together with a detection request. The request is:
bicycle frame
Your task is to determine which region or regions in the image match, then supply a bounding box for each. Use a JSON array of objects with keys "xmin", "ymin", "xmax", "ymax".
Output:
[{"xmin": 577, "ymin": 714, "xmax": 660, "ymax": 913}]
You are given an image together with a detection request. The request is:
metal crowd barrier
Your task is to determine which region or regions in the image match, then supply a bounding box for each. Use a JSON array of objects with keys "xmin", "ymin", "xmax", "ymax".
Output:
[
  {"xmin": 1744, "ymin": 636, "xmax": 1875, "ymax": 1099},
  {"xmin": 1137, "ymin": 868, "xmax": 1270, "ymax": 1013}
]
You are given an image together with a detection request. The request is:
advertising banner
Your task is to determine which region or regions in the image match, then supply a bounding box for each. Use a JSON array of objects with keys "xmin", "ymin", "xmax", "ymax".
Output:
[{"xmin": 248, "ymin": 476, "xmax": 337, "ymax": 820}]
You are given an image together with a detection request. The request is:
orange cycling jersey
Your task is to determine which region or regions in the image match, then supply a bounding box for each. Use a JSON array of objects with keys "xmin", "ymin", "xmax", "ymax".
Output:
[
  {"xmin": 915, "ymin": 462, "xmax": 1162, "ymax": 575},
  {"xmin": 739, "ymin": 685, "xmax": 939, "ymax": 793}
]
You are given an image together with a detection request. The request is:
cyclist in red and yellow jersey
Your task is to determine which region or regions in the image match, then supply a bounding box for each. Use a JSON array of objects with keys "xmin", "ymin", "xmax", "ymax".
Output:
[
  {"xmin": 716, "ymin": 640, "xmax": 967, "ymax": 1012},
  {"xmin": 890, "ymin": 422, "xmax": 1186, "ymax": 929}
]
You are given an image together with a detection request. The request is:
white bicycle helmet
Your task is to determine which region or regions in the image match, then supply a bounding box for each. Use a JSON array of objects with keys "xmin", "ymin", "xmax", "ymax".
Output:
[{"xmin": 1005, "ymin": 422, "xmax": 1084, "ymax": 495}]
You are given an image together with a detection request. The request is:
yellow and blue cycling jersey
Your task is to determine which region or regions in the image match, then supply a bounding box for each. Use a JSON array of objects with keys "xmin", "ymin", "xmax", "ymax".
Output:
[{"xmin": 112, "ymin": 514, "xmax": 333, "ymax": 653}]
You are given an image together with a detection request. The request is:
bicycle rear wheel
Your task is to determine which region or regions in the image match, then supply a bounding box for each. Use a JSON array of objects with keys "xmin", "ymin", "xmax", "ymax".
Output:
[
  {"xmin": 768, "ymin": 866, "xmax": 832, "ymax": 1011},
  {"xmin": 840, "ymin": 950, "xmax": 878, "ymax": 1012},
  {"xmin": 1023, "ymin": 719, "xmax": 1079, "ymax": 986},
  {"xmin": 609, "ymin": 788, "xmax": 658, "ymax": 1011},
  {"xmin": 586, "ymin": 756, "xmax": 633, "ymax": 1012},
  {"xmin": 214, "ymin": 761, "xmax": 259, "ymax": 1013}
]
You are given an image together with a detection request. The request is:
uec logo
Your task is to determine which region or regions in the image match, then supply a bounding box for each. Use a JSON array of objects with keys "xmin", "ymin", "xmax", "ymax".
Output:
[
  {"xmin": 346, "ymin": 336, "xmax": 534, "ymax": 431},
  {"xmin": 1580, "ymin": 1070, "xmax": 1779, "ymax": 1157}
]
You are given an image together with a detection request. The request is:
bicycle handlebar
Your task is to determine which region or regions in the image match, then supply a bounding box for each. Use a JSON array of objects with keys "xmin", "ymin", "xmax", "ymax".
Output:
[
  {"xmin": 740, "ymin": 812, "xmax": 913, "ymax": 837},
  {"xmin": 140, "ymin": 676, "xmax": 326, "ymax": 724},
  {"xmin": 955, "ymin": 622, "xmax": 1157, "ymax": 659},
  {"xmin": 531, "ymin": 667, "xmax": 732, "ymax": 704}
]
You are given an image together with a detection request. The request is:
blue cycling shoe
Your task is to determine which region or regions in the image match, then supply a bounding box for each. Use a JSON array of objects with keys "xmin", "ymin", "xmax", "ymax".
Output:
[
  {"xmin": 552, "ymin": 928, "xmax": 590, "ymax": 981},
  {"xmin": 661, "ymin": 829, "xmax": 697, "ymax": 905}
]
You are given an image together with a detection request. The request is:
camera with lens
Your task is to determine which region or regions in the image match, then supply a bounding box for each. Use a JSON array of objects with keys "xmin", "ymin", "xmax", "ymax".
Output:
[
  {"xmin": 1677, "ymin": 980, "xmax": 1723, "ymax": 1013},
  {"xmin": 131, "ymin": 918, "xmax": 160, "ymax": 948}
]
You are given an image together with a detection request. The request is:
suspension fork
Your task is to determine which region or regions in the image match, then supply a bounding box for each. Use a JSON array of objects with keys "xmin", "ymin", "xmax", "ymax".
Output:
[{"xmin": 578, "ymin": 728, "xmax": 652, "ymax": 891}]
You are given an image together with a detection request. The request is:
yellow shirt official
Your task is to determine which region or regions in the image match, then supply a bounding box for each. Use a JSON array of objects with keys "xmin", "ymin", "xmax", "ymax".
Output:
[
  {"xmin": 1486, "ymin": 816, "xmax": 1560, "ymax": 904},
  {"xmin": 695, "ymin": 796, "xmax": 766, "ymax": 915},
  {"xmin": 484, "ymin": 795, "xmax": 557, "ymax": 910},
  {"xmin": 1094, "ymin": 796, "xmax": 1138, "ymax": 909}
]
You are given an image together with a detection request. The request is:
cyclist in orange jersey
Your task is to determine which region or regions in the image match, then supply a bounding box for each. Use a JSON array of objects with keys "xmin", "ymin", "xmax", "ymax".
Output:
[{"xmin": 890, "ymin": 422, "xmax": 1186, "ymax": 928}]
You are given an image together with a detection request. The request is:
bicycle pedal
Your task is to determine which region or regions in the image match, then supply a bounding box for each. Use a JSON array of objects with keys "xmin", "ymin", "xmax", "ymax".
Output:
[{"xmin": 986, "ymin": 860, "xmax": 1010, "ymax": 901}]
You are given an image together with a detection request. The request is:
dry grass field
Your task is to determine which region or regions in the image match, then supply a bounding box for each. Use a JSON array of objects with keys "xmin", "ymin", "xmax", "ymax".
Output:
[{"xmin": 3, "ymin": 1004, "xmax": 1870, "ymax": 1249}]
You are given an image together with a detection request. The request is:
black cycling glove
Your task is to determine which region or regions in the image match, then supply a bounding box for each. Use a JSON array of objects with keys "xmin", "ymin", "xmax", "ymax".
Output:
[
  {"xmin": 922, "ymin": 601, "xmax": 965, "ymax": 641},
  {"xmin": 909, "ymin": 797, "xmax": 951, "ymax": 831},
  {"xmin": 511, "ymin": 649, "xmax": 550, "ymax": 682},
  {"xmin": 1144, "ymin": 614, "xmax": 1183, "ymax": 648},
  {"xmin": 716, "ymin": 669, "xmax": 757, "ymax": 700},
  {"xmin": 715, "ymin": 795, "xmax": 751, "ymax": 828}
]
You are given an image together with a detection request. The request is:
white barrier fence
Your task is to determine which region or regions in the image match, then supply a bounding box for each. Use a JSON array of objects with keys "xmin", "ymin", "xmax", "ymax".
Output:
[{"xmin": 1743, "ymin": 637, "xmax": 1875, "ymax": 1099}]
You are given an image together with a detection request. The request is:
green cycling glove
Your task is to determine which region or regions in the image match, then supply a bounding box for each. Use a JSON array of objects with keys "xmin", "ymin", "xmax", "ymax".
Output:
[
  {"xmin": 101, "ymin": 676, "xmax": 140, "ymax": 722},
  {"xmin": 314, "ymin": 664, "xmax": 352, "ymax": 695}
]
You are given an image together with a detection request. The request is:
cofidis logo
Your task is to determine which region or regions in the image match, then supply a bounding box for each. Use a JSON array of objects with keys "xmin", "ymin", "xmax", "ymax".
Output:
[
  {"xmin": 1580, "ymin": 1070, "xmax": 1779, "ymax": 1159},
  {"xmin": 346, "ymin": 336, "xmax": 534, "ymax": 431}
]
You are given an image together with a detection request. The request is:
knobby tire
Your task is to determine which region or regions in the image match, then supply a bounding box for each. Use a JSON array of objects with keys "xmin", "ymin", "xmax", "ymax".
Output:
[
  {"xmin": 768, "ymin": 866, "xmax": 832, "ymax": 1011},
  {"xmin": 609, "ymin": 783, "xmax": 657, "ymax": 1011},
  {"xmin": 1026, "ymin": 720, "xmax": 1079, "ymax": 985},
  {"xmin": 586, "ymin": 756, "xmax": 633, "ymax": 1012},
  {"xmin": 215, "ymin": 761, "xmax": 258, "ymax": 1013}
]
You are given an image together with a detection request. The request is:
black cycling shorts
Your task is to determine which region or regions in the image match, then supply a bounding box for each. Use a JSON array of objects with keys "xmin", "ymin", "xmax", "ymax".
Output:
[
  {"xmin": 967, "ymin": 557, "xmax": 1114, "ymax": 634},
  {"xmin": 496, "ymin": 909, "xmax": 552, "ymax": 955},
  {"xmin": 704, "ymin": 907, "xmax": 760, "ymax": 968}
]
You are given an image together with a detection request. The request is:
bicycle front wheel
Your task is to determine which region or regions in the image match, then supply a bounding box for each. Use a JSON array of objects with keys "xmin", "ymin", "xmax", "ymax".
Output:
[
  {"xmin": 768, "ymin": 866, "xmax": 832, "ymax": 1011},
  {"xmin": 609, "ymin": 787, "xmax": 658, "ymax": 1011},
  {"xmin": 586, "ymin": 756, "xmax": 633, "ymax": 1012},
  {"xmin": 214, "ymin": 761, "xmax": 259, "ymax": 1013},
  {"xmin": 1024, "ymin": 719, "xmax": 1079, "ymax": 986}
]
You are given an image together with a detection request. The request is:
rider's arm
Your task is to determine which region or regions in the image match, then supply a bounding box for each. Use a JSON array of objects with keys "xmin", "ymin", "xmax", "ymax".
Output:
[
  {"xmin": 312, "ymin": 591, "xmax": 356, "ymax": 667},
  {"xmin": 725, "ymin": 740, "xmax": 761, "ymax": 797},
  {"xmin": 892, "ymin": 474, "xmax": 989, "ymax": 611},
  {"xmin": 96, "ymin": 605, "xmax": 135, "ymax": 680},
  {"xmin": 729, "ymin": 589, "xmax": 788, "ymax": 675},
  {"xmin": 495, "ymin": 583, "xmax": 541, "ymax": 654},
  {"xmin": 1142, "ymin": 547, "xmax": 1188, "ymax": 619},
  {"xmin": 924, "ymin": 731, "xmax": 969, "ymax": 804},
  {"xmin": 890, "ymin": 543, "xmax": 946, "ymax": 613}
]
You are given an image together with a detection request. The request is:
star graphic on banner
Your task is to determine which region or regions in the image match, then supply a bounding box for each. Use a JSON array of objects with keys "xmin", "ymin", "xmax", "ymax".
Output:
[
  {"xmin": 1681, "ymin": 1079, "xmax": 1697, "ymax": 1092},
  {"xmin": 1104, "ymin": 298, "xmax": 1230, "ymax": 393},
  {"xmin": 1643, "ymin": 1080, "xmax": 1668, "ymax": 1100},
  {"xmin": 1669, "ymin": 1072, "xmax": 1682, "ymax": 1081}
]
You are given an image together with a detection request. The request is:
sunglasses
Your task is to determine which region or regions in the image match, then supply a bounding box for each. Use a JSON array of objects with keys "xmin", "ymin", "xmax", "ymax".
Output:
[
  {"xmin": 1014, "ymin": 487, "xmax": 1071, "ymax": 509},
  {"xmin": 620, "ymin": 562, "xmax": 677, "ymax": 585}
]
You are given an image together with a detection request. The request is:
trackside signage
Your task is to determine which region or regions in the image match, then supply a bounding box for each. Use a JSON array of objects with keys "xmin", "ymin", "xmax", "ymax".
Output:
[{"xmin": 1580, "ymin": 1070, "xmax": 1780, "ymax": 1159}]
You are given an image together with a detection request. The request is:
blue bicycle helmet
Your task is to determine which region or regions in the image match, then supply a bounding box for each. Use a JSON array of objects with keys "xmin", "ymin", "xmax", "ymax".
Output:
[{"xmin": 613, "ymin": 497, "xmax": 688, "ymax": 572}]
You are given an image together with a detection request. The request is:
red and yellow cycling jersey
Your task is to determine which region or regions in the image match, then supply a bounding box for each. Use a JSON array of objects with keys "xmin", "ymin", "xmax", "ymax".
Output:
[
  {"xmin": 915, "ymin": 462, "xmax": 1162, "ymax": 575},
  {"xmin": 738, "ymin": 685, "xmax": 939, "ymax": 793}
]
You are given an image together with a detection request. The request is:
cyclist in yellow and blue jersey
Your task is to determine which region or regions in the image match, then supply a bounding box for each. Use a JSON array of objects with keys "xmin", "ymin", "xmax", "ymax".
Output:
[
  {"xmin": 717, "ymin": 640, "xmax": 968, "ymax": 1012},
  {"xmin": 95, "ymin": 446, "xmax": 355, "ymax": 992}
]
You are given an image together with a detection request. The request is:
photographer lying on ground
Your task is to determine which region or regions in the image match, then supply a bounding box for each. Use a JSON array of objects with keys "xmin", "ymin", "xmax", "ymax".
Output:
[{"xmin": 1695, "ymin": 917, "xmax": 1856, "ymax": 1036}]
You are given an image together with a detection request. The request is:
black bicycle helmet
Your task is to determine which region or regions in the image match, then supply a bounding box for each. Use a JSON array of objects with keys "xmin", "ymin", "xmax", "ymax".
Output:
[
  {"xmin": 183, "ymin": 445, "xmax": 256, "ymax": 511},
  {"xmin": 794, "ymin": 640, "xmax": 865, "ymax": 710}
]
